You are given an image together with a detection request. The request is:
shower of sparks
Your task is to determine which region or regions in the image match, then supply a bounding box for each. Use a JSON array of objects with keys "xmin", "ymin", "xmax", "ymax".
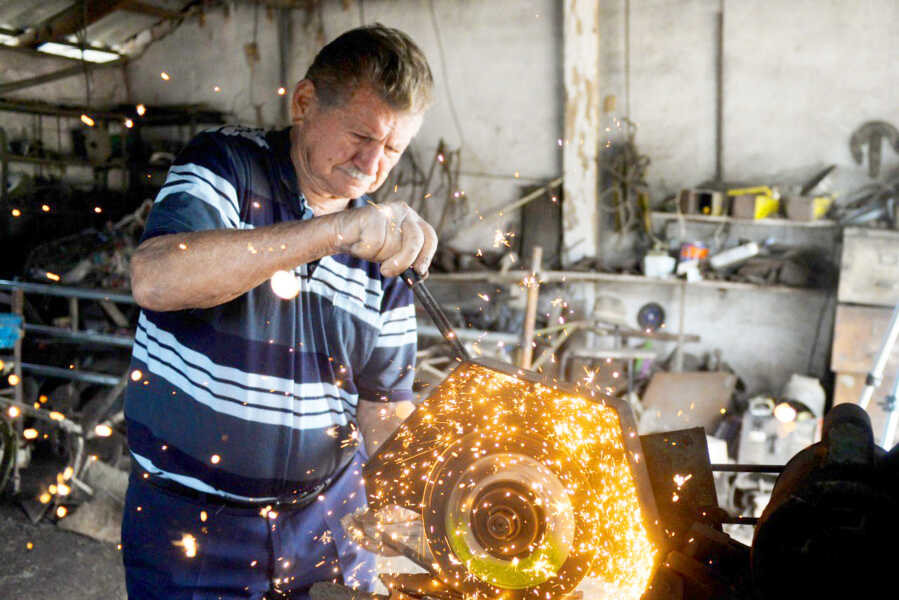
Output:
[
  {"xmin": 492, "ymin": 229, "xmax": 515, "ymax": 248},
  {"xmin": 673, "ymin": 473, "xmax": 692, "ymax": 490},
  {"xmin": 366, "ymin": 363, "xmax": 658, "ymax": 599},
  {"xmin": 174, "ymin": 534, "xmax": 198, "ymax": 558}
]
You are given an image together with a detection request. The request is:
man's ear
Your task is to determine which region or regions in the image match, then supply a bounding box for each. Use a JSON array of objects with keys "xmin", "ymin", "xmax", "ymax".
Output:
[{"xmin": 290, "ymin": 79, "xmax": 316, "ymax": 125}]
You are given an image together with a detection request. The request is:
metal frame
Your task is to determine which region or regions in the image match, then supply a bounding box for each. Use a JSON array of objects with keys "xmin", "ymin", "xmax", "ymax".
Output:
[{"xmin": 0, "ymin": 279, "xmax": 135, "ymax": 496}]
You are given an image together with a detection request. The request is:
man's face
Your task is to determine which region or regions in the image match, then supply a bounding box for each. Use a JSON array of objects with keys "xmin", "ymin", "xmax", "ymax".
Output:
[{"xmin": 291, "ymin": 82, "xmax": 424, "ymax": 205}]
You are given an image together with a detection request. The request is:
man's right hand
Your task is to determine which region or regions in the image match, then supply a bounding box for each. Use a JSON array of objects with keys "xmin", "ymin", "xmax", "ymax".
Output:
[{"xmin": 330, "ymin": 202, "xmax": 437, "ymax": 277}]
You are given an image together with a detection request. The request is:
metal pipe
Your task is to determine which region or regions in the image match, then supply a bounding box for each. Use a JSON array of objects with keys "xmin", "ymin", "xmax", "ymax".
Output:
[
  {"xmin": 880, "ymin": 371, "xmax": 899, "ymax": 448},
  {"xmin": 710, "ymin": 464, "xmax": 784, "ymax": 473},
  {"xmin": 20, "ymin": 363, "xmax": 121, "ymax": 386},
  {"xmin": 859, "ymin": 302, "xmax": 899, "ymax": 409},
  {"xmin": 24, "ymin": 324, "xmax": 133, "ymax": 348},
  {"xmin": 0, "ymin": 280, "xmax": 135, "ymax": 304}
]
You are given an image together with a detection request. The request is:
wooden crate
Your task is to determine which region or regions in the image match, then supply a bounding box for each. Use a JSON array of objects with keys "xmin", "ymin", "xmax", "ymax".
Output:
[
  {"xmin": 838, "ymin": 228, "xmax": 899, "ymax": 307},
  {"xmin": 831, "ymin": 304, "xmax": 899, "ymax": 373},
  {"xmin": 833, "ymin": 371, "xmax": 897, "ymax": 445}
]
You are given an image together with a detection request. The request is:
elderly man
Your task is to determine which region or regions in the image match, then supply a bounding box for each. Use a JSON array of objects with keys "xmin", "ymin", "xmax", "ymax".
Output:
[{"xmin": 121, "ymin": 24, "xmax": 436, "ymax": 599}]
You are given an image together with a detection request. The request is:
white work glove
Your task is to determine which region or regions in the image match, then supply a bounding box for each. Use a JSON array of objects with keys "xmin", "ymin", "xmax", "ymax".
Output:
[
  {"xmin": 340, "ymin": 505, "xmax": 422, "ymax": 557},
  {"xmin": 332, "ymin": 202, "xmax": 437, "ymax": 277}
]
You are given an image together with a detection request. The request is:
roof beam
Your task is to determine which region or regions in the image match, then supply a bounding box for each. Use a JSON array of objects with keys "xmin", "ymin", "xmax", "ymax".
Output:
[
  {"xmin": 0, "ymin": 58, "xmax": 126, "ymax": 95},
  {"xmin": 120, "ymin": 1, "xmax": 185, "ymax": 20},
  {"xmin": 18, "ymin": 0, "xmax": 129, "ymax": 49}
]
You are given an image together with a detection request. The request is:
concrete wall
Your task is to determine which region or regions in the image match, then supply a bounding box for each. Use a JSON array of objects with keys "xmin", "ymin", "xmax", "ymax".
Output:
[{"xmin": 95, "ymin": 0, "xmax": 899, "ymax": 395}]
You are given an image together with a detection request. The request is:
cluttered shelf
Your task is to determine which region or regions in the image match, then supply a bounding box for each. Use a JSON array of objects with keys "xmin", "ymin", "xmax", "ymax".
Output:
[
  {"xmin": 649, "ymin": 211, "xmax": 838, "ymax": 228},
  {"xmin": 426, "ymin": 270, "xmax": 827, "ymax": 294}
]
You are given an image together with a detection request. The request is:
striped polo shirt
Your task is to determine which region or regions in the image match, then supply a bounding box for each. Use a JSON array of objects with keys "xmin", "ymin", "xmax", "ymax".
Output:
[{"xmin": 124, "ymin": 126, "xmax": 417, "ymax": 502}]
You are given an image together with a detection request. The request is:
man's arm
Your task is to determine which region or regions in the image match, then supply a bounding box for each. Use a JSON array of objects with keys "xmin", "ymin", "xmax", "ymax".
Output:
[
  {"xmin": 131, "ymin": 202, "xmax": 436, "ymax": 312},
  {"xmin": 356, "ymin": 398, "xmax": 416, "ymax": 458}
]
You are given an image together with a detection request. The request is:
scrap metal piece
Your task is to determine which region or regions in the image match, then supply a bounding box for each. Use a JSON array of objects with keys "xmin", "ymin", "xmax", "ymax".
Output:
[
  {"xmin": 640, "ymin": 428, "xmax": 720, "ymax": 552},
  {"xmin": 849, "ymin": 121, "xmax": 899, "ymax": 178}
]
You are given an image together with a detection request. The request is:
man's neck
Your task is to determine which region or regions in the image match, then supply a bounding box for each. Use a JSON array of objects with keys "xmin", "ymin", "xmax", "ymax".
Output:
[
  {"xmin": 306, "ymin": 196, "xmax": 352, "ymax": 216},
  {"xmin": 288, "ymin": 126, "xmax": 352, "ymax": 216}
]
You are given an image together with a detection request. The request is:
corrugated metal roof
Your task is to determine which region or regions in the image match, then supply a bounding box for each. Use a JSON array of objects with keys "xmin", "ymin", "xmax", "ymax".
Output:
[{"xmin": 0, "ymin": 0, "xmax": 198, "ymax": 55}]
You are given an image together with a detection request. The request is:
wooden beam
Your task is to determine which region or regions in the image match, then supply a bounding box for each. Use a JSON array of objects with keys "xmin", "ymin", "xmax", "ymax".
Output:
[
  {"xmin": 120, "ymin": 1, "xmax": 184, "ymax": 20},
  {"xmin": 18, "ymin": 0, "xmax": 128, "ymax": 48},
  {"xmin": 562, "ymin": 0, "xmax": 601, "ymax": 265},
  {"xmin": 0, "ymin": 59, "xmax": 127, "ymax": 95}
]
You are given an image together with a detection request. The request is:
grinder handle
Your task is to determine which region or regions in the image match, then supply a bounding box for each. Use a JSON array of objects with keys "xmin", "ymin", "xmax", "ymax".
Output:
[{"xmin": 402, "ymin": 269, "xmax": 471, "ymax": 362}]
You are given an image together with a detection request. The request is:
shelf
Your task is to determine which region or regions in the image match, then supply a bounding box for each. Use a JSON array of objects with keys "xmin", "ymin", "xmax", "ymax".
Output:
[
  {"xmin": 426, "ymin": 270, "xmax": 826, "ymax": 294},
  {"xmin": 650, "ymin": 211, "xmax": 837, "ymax": 228},
  {"xmin": 0, "ymin": 153, "xmax": 125, "ymax": 169}
]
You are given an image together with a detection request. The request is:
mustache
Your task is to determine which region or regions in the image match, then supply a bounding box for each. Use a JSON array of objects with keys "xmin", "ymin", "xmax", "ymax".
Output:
[{"xmin": 338, "ymin": 165, "xmax": 375, "ymax": 183}]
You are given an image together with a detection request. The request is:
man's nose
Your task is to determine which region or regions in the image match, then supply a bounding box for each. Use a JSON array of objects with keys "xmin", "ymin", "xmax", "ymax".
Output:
[{"xmin": 355, "ymin": 142, "xmax": 382, "ymax": 176}]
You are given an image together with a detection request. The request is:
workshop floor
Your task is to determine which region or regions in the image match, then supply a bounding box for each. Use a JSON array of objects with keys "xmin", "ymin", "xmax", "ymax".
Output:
[{"xmin": 0, "ymin": 498, "xmax": 126, "ymax": 600}]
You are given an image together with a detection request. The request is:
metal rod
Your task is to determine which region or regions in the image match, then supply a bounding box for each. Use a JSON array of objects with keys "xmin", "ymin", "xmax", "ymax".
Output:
[
  {"xmin": 24, "ymin": 324, "xmax": 133, "ymax": 348},
  {"xmin": 20, "ymin": 363, "xmax": 121, "ymax": 386},
  {"xmin": 859, "ymin": 302, "xmax": 899, "ymax": 410},
  {"xmin": 710, "ymin": 464, "xmax": 784, "ymax": 473},
  {"xmin": 880, "ymin": 370, "xmax": 899, "ymax": 448},
  {"xmin": 519, "ymin": 246, "xmax": 543, "ymax": 369},
  {"xmin": 720, "ymin": 516, "xmax": 758, "ymax": 526},
  {"xmin": 0, "ymin": 280, "xmax": 135, "ymax": 304},
  {"xmin": 403, "ymin": 270, "xmax": 470, "ymax": 362},
  {"xmin": 0, "ymin": 60, "xmax": 127, "ymax": 95}
]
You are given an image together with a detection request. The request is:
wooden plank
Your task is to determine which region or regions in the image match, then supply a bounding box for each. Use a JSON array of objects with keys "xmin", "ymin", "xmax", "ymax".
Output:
[
  {"xmin": 831, "ymin": 304, "xmax": 899, "ymax": 373},
  {"xmin": 562, "ymin": 0, "xmax": 600, "ymax": 265},
  {"xmin": 121, "ymin": 0, "xmax": 183, "ymax": 20},
  {"xmin": 0, "ymin": 59, "xmax": 126, "ymax": 95},
  {"xmin": 838, "ymin": 227, "xmax": 899, "ymax": 307}
]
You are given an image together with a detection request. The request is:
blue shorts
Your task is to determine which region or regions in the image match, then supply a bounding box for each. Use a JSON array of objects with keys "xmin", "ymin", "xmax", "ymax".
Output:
[{"xmin": 121, "ymin": 451, "xmax": 375, "ymax": 599}]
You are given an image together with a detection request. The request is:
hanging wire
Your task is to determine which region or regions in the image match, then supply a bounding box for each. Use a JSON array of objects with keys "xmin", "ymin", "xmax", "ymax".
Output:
[
  {"xmin": 79, "ymin": 0, "xmax": 92, "ymax": 107},
  {"xmin": 428, "ymin": 0, "xmax": 466, "ymax": 150}
]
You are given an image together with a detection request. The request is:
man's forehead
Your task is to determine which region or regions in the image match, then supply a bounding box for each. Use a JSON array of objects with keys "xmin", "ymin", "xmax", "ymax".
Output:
[{"xmin": 338, "ymin": 87, "xmax": 422, "ymax": 139}]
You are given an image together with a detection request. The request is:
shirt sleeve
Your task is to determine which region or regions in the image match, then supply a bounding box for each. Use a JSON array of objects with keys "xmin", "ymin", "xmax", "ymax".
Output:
[
  {"xmin": 140, "ymin": 131, "xmax": 242, "ymax": 243},
  {"xmin": 355, "ymin": 276, "xmax": 417, "ymax": 403}
]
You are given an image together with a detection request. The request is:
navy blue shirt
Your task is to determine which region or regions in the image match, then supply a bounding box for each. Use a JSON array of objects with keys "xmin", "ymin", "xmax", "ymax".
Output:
[{"xmin": 124, "ymin": 126, "xmax": 417, "ymax": 502}]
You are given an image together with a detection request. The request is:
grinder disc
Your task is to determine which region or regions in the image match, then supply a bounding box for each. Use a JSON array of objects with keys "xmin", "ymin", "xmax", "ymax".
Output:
[{"xmin": 422, "ymin": 432, "xmax": 590, "ymax": 599}]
